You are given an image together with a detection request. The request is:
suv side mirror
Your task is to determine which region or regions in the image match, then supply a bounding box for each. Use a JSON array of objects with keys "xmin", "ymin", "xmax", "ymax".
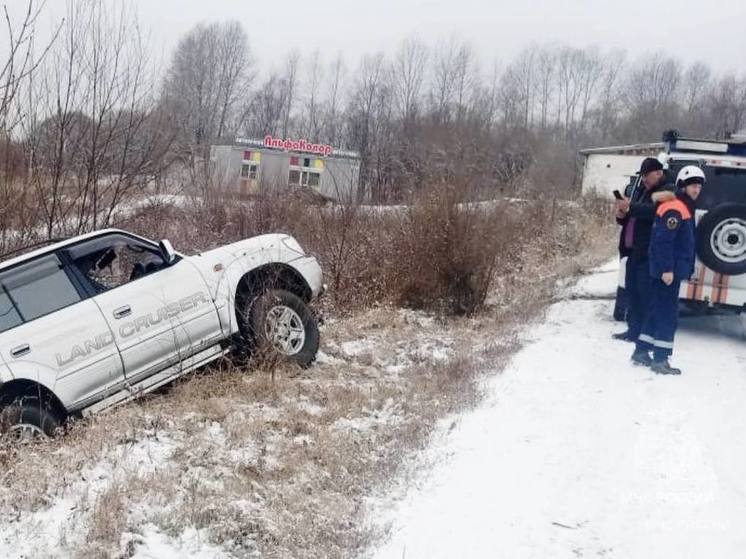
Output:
[{"xmin": 159, "ymin": 239, "xmax": 177, "ymax": 265}]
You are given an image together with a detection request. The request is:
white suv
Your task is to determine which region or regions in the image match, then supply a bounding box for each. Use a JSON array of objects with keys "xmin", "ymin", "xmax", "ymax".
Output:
[{"xmin": 0, "ymin": 229, "xmax": 324, "ymax": 439}]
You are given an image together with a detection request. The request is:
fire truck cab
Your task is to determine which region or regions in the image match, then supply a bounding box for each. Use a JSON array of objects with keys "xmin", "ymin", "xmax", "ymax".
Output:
[{"xmin": 616, "ymin": 132, "xmax": 746, "ymax": 315}]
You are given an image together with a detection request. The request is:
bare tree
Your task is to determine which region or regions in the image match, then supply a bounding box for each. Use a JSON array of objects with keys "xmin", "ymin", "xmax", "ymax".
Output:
[
  {"xmin": 18, "ymin": 0, "xmax": 172, "ymax": 236},
  {"xmin": 535, "ymin": 46, "xmax": 556, "ymax": 130},
  {"xmin": 430, "ymin": 37, "xmax": 459, "ymax": 125},
  {"xmin": 623, "ymin": 52, "xmax": 682, "ymax": 140},
  {"xmin": 348, "ymin": 53, "xmax": 387, "ymax": 198},
  {"xmin": 681, "ymin": 61, "xmax": 712, "ymax": 135},
  {"xmin": 390, "ymin": 37, "xmax": 428, "ymax": 126},
  {"xmin": 506, "ymin": 45, "xmax": 537, "ymax": 129},
  {"xmin": 0, "ymin": 0, "xmax": 60, "ymax": 246},
  {"xmin": 709, "ymin": 74, "xmax": 746, "ymax": 139},
  {"xmin": 162, "ymin": 21, "xmax": 253, "ymax": 158},
  {"xmin": 324, "ymin": 53, "xmax": 345, "ymax": 145},
  {"xmin": 453, "ymin": 42, "xmax": 476, "ymax": 124},
  {"xmin": 281, "ymin": 50, "xmax": 300, "ymax": 137},
  {"xmin": 302, "ymin": 50, "xmax": 323, "ymax": 139},
  {"xmin": 247, "ymin": 73, "xmax": 288, "ymax": 137},
  {"xmin": 594, "ymin": 49, "xmax": 626, "ymax": 142}
]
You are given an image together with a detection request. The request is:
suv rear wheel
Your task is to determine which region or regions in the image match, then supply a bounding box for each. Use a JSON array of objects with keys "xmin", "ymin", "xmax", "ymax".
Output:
[{"xmin": 696, "ymin": 204, "xmax": 746, "ymax": 275}]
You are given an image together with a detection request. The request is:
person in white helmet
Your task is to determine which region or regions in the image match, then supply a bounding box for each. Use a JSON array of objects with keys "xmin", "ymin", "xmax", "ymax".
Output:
[{"xmin": 631, "ymin": 165, "xmax": 704, "ymax": 374}]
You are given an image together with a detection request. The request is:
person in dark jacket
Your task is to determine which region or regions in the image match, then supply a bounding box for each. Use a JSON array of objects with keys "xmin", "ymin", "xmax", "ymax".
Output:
[
  {"xmin": 631, "ymin": 165, "xmax": 704, "ymax": 375},
  {"xmin": 612, "ymin": 157, "xmax": 673, "ymax": 342}
]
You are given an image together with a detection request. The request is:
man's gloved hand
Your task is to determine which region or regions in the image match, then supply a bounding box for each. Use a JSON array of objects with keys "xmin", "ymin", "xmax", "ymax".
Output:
[{"xmin": 662, "ymin": 272, "xmax": 674, "ymax": 286}]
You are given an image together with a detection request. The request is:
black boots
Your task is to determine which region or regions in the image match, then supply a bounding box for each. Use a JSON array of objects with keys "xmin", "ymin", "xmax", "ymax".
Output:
[
  {"xmin": 612, "ymin": 331, "xmax": 636, "ymax": 342},
  {"xmin": 651, "ymin": 359, "xmax": 682, "ymax": 375},
  {"xmin": 631, "ymin": 347, "xmax": 653, "ymax": 366},
  {"xmin": 631, "ymin": 348, "xmax": 682, "ymax": 374}
]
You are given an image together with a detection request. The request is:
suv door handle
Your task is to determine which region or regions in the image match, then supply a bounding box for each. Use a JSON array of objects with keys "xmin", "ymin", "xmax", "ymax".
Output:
[
  {"xmin": 113, "ymin": 305, "xmax": 132, "ymax": 319},
  {"xmin": 10, "ymin": 344, "xmax": 30, "ymax": 358}
]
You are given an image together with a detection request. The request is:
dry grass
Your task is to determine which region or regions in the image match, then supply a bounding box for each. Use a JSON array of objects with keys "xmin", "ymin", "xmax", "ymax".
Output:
[{"xmin": 0, "ymin": 190, "xmax": 615, "ymax": 558}]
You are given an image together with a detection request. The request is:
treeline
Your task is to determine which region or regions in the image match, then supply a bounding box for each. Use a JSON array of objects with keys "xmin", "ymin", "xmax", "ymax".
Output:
[{"xmin": 2, "ymin": 0, "xmax": 746, "ymax": 230}]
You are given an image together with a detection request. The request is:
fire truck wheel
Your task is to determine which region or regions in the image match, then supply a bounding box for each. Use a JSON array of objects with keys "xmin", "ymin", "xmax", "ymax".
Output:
[{"xmin": 696, "ymin": 204, "xmax": 746, "ymax": 276}]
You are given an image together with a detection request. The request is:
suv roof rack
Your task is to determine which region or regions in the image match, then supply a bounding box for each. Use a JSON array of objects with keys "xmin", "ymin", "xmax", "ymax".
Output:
[{"xmin": 663, "ymin": 129, "xmax": 746, "ymax": 157}]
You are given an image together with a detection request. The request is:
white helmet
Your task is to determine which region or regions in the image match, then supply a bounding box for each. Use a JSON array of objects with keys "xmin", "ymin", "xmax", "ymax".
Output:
[{"xmin": 676, "ymin": 165, "xmax": 706, "ymax": 188}]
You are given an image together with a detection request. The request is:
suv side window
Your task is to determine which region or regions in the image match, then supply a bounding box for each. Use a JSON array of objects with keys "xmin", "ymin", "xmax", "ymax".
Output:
[
  {"xmin": 0, "ymin": 254, "xmax": 82, "ymax": 327},
  {"xmin": 0, "ymin": 290, "xmax": 23, "ymax": 334},
  {"xmin": 67, "ymin": 234, "xmax": 166, "ymax": 294}
]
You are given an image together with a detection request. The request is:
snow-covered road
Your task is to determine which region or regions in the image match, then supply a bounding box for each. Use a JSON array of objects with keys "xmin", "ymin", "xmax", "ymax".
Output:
[{"xmin": 374, "ymin": 263, "xmax": 746, "ymax": 559}]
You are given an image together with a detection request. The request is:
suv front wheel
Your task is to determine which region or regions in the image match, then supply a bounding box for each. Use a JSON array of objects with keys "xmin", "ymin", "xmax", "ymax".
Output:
[{"xmin": 241, "ymin": 289, "xmax": 320, "ymax": 368}]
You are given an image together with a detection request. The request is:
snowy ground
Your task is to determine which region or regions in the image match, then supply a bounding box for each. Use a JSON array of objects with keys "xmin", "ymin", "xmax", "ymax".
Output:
[{"xmin": 373, "ymin": 261, "xmax": 746, "ymax": 559}]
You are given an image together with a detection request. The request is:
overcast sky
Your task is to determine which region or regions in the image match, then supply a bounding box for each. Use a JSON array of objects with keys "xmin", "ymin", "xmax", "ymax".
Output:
[{"xmin": 25, "ymin": 0, "xmax": 746, "ymax": 74}]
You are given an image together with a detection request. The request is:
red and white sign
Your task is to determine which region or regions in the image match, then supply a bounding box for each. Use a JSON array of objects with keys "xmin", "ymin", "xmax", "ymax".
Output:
[{"xmin": 264, "ymin": 135, "xmax": 333, "ymax": 157}]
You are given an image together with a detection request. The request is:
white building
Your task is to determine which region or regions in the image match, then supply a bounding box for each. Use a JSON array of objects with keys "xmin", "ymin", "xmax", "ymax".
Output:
[
  {"xmin": 579, "ymin": 142, "xmax": 664, "ymax": 196},
  {"xmin": 210, "ymin": 136, "xmax": 360, "ymax": 201}
]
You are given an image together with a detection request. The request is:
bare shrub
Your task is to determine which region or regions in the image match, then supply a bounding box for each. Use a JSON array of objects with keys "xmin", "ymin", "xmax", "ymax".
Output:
[{"xmin": 393, "ymin": 185, "xmax": 508, "ymax": 314}]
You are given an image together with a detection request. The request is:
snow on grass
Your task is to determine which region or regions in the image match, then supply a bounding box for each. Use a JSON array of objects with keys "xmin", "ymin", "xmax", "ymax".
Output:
[
  {"xmin": 340, "ymin": 339, "xmax": 378, "ymax": 357},
  {"xmin": 0, "ymin": 431, "xmax": 179, "ymax": 559},
  {"xmin": 128, "ymin": 524, "xmax": 237, "ymax": 559},
  {"xmin": 0, "ymin": 243, "xmax": 614, "ymax": 559},
  {"xmin": 332, "ymin": 399, "xmax": 405, "ymax": 433}
]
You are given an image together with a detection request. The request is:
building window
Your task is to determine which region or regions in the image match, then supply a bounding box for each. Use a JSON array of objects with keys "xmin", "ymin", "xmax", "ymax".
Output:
[
  {"xmin": 290, "ymin": 156, "xmax": 300, "ymax": 166},
  {"xmin": 289, "ymin": 170, "xmax": 321, "ymax": 187},
  {"xmin": 241, "ymin": 163, "xmax": 258, "ymax": 179}
]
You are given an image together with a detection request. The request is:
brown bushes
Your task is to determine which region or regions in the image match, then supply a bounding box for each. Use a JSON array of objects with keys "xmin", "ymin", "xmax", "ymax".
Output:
[
  {"xmin": 116, "ymin": 188, "xmax": 611, "ymax": 316},
  {"xmin": 394, "ymin": 186, "xmax": 506, "ymax": 314}
]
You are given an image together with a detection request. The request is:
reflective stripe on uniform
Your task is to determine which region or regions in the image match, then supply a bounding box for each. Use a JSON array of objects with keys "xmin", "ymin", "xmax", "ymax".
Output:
[
  {"xmin": 638, "ymin": 334, "xmax": 655, "ymax": 345},
  {"xmin": 638, "ymin": 333, "xmax": 674, "ymax": 349}
]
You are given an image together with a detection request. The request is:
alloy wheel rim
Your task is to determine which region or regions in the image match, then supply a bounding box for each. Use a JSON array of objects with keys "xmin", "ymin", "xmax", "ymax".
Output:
[{"xmin": 265, "ymin": 305, "xmax": 306, "ymax": 356}]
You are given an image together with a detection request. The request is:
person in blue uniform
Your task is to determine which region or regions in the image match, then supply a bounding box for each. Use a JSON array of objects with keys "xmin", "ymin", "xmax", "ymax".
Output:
[{"xmin": 631, "ymin": 165, "xmax": 704, "ymax": 375}]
